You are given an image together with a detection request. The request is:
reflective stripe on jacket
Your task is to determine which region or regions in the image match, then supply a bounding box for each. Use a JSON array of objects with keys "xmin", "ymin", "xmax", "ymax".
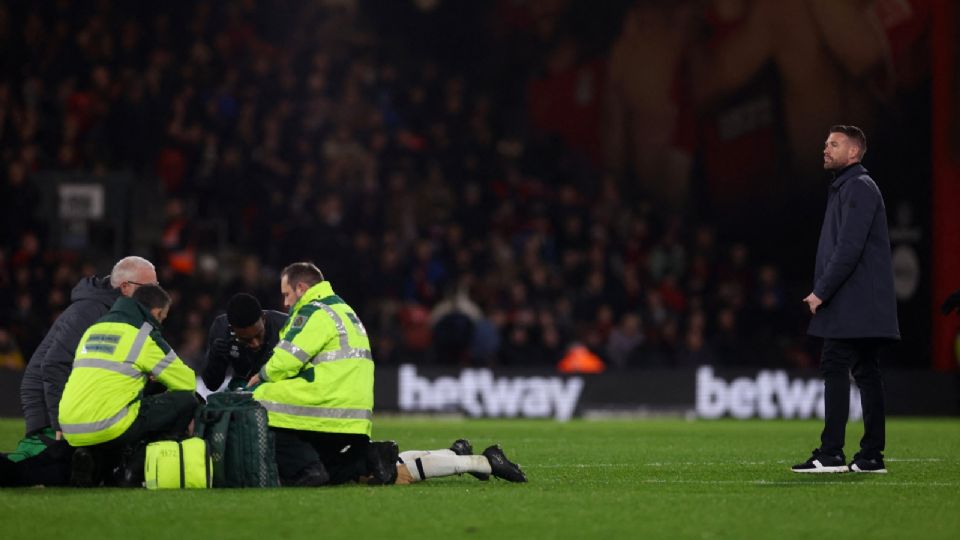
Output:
[
  {"xmin": 58, "ymin": 297, "xmax": 196, "ymax": 446},
  {"xmin": 254, "ymin": 281, "xmax": 374, "ymax": 435}
]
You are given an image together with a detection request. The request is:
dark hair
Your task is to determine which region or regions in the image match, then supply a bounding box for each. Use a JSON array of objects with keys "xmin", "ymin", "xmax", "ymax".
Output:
[
  {"xmin": 132, "ymin": 284, "xmax": 171, "ymax": 311},
  {"xmin": 281, "ymin": 262, "xmax": 324, "ymax": 288},
  {"xmin": 227, "ymin": 293, "xmax": 263, "ymax": 328},
  {"xmin": 829, "ymin": 125, "xmax": 867, "ymax": 158}
]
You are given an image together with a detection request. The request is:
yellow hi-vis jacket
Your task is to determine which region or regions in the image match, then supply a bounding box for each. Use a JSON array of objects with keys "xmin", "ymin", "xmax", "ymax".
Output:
[
  {"xmin": 253, "ymin": 281, "xmax": 374, "ymax": 436},
  {"xmin": 59, "ymin": 297, "xmax": 196, "ymax": 446}
]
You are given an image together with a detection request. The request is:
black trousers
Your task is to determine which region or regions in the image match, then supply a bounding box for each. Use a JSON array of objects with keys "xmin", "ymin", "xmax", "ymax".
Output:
[
  {"xmin": 273, "ymin": 428, "xmax": 370, "ymax": 485},
  {"xmin": 87, "ymin": 390, "xmax": 198, "ymax": 484},
  {"xmin": 113, "ymin": 390, "xmax": 199, "ymax": 447},
  {"xmin": 0, "ymin": 436, "xmax": 73, "ymax": 487},
  {"xmin": 819, "ymin": 338, "xmax": 887, "ymax": 459}
]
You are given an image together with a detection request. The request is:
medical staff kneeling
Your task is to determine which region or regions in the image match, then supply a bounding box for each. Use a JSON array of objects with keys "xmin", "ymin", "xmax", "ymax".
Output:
[{"xmin": 59, "ymin": 284, "xmax": 198, "ymax": 487}]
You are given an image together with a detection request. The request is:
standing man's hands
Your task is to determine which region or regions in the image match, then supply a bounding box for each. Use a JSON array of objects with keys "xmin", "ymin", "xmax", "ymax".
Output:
[
  {"xmin": 247, "ymin": 374, "xmax": 261, "ymax": 388},
  {"xmin": 803, "ymin": 293, "xmax": 823, "ymax": 314}
]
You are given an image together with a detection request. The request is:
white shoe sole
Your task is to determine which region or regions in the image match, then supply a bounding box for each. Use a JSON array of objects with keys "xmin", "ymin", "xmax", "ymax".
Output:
[
  {"xmin": 850, "ymin": 464, "xmax": 887, "ymax": 474},
  {"xmin": 791, "ymin": 459, "xmax": 849, "ymax": 473},
  {"xmin": 792, "ymin": 466, "xmax": 849, "ymax": 473}
]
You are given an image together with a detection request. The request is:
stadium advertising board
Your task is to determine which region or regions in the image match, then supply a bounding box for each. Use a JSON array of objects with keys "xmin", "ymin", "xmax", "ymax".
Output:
[
  {"xmin": 378, "ymin": 365, "xmax": 958, "ymax": 420},
  {"xmin": 397, "ymin": 364, "xmax": 584, "ymax": 421},
  {"xmin": 393, "ymin": 364, "xmax": 863, "ymax": 420},
  {"xmin": 0, "ymin": 366, "xmax": 955, "ymax": 419},
  {"xmin": 695, "ymin": 366, "xmax": 862, "ymax": 420}
]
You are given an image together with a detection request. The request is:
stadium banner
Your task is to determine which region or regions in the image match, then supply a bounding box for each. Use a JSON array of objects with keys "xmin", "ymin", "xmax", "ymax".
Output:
[
  {"xmin": 374, "ymin": 365, "xmax": 958, "ymax": 420},
  {"xmin": 0, "ymin": 366, "xmax": 956, "ymax": 420},
  {"xmin": 931, "ymin": 0, "xmax": 960, "ymax": 371}
]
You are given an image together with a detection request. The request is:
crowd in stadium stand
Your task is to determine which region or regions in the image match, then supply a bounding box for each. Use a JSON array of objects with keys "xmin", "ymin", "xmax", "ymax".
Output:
[{"xmin": 0, "ymin": 1, "xmax": 817, "ymax": 373}]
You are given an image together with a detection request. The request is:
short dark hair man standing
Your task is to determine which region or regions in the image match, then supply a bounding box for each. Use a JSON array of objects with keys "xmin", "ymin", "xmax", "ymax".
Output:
[
  {"xmin": 201, "ymin": 293, "xmax": 288, "ymax": 393},
  {"xmin": 792, "ymin": 125, "xmax": 900, "ymax": 474}
]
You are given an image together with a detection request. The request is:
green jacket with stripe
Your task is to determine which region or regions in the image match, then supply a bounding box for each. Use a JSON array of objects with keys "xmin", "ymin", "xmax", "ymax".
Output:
[
  {"xmin": 253, "ymin": 281, "xmax": 374, "ymax": 436},
  {"xmin": 58, "ymin": 297, "xmax": 196, "ymax": 446}
]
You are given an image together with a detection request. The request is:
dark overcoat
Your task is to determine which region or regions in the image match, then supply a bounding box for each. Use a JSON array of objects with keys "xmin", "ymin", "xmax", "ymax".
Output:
[
  {"xmin": 20, "ymin": 277, "xmax": 120, "ymax": 433},
  {"xmin": 808, "ymin": 163, "xmax": 901, "ymax": 340}
]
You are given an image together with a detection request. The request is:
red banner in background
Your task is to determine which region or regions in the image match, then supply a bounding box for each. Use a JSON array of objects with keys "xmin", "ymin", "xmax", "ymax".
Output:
[
  {"xmin": 931, "ymin": 0, "xmax": 959, "ymax": 371},
  {"xmin": 528, "ymin": 58, "xmax": 606, "ymax": 165}
]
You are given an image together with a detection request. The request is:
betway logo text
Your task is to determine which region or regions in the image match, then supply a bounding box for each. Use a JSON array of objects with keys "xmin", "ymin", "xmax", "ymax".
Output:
[
  {"xmin": 696, "ymin": 366, "xmax": 862, "ymax": 420},
  {"xmin": 399, "ymin": 365, "xmax": 583, "ymax": 421}
]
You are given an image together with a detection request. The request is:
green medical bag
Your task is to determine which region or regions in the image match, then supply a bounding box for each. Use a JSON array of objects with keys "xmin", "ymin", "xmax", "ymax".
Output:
[{"xmin": 195, "ymin": 391, "xmax": 279, "ymax": 488}]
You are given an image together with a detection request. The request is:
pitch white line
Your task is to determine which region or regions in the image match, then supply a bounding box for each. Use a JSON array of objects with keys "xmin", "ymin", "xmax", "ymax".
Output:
[
  {"xmin": 643, "ymin": 479, "xmax": 958, "ymax": 487},
  {"xmin": 532, "ymin": 458, "xmax": 946, "ymax": 469},
  {"xmin": 533, "ymin": 464, "xmax": 631, "ymax": 468},
  {"xmin": 644, "ymin": 461, "xmax": 786, "ymax": 466}
]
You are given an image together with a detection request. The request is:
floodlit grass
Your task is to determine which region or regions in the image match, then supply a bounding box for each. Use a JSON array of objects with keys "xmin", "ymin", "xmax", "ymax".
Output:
[{"xmin": 1, "ymin": 417, "xmax": 958, "ymax": 540}]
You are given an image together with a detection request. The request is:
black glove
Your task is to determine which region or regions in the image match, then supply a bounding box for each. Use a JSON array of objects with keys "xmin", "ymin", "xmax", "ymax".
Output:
[
  {"xmin": 212, "ymin": 337, "xmax": 241, "ymax": 360},
  {"xmin": 941, "ymin": 289, "xmax": 960, "ymax": 315}
]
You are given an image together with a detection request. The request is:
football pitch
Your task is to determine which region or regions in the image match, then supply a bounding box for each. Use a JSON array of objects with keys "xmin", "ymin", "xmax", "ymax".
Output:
[{"xmin": 1, "ymin": 417, "xmax": 957, "ymax": 540}]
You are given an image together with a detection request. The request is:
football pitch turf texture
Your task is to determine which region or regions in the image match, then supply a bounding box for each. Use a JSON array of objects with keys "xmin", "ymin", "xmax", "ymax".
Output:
[{"xmin": 0, "ymin": 417, "xmax": 957, "ymax": 540}]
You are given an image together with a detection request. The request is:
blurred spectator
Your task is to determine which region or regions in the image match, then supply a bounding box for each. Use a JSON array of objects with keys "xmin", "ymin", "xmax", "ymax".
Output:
[
  {"xmin": 606, "ymin": 312, "xmax": 644, "ymax": 369},
  {"xmin": 429, "ymin": 280, "xmax": 483, "ymax": 366},
  {"xmin": 0, "ymin": 329, "xmax": 25, "ymax": 370},
  {"xmin": 711, "ymin": 307, "xmax": 745, "ymax": 365},
  {"xmin": 676, "ymin": 326, "xmax": 718, "ymax": 367}
]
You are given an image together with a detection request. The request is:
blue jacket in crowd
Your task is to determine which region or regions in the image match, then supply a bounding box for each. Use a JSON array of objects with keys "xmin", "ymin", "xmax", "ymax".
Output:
[{"xmin": 808, "ymin": 163, "xmax": 900, "ymax": 340}]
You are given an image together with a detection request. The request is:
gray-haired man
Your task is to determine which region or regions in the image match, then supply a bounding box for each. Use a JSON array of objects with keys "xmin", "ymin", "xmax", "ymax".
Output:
[{"xmin": 1, "ymin": 256, "xmax": 157, "ymax": 486}]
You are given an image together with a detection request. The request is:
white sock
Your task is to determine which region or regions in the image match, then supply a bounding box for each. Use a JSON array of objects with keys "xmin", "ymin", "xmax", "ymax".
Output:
[
  {"xmin": 398, "ymin": 448, "xmax": 456, "ymax": 463},
  {"xmin": 404, "ymin": 454, "xmax": 491, "ymax": 483}
]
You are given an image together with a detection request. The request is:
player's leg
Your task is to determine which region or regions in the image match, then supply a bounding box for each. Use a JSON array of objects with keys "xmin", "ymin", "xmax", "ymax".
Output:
[
  {"xmin": 398, "ymin": 440, "xmax": 526, "ymax": 483},
  {"xmin": 398, "ymin": 452, "xmax": 492, "ymax": 483},
  {"xmin": 398, "ymin": 448, "xmax": 455, "ymax": 462},
  {"xmin": 399, "ymin": 439, "xmax": 483, "ymax": 482}
]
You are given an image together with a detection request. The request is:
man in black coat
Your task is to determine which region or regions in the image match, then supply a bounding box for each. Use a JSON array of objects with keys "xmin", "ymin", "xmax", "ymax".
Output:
[
  {"xmin": 1, "ymin": 256, "xmax": 157, "ymax": 486},
  {"xmin": 200, "ymin": 293, "xmax": 287, "ymax": 394},
  {"xmin": 792, "ymin": 125, "xmax": 900, "ymax": 474}
]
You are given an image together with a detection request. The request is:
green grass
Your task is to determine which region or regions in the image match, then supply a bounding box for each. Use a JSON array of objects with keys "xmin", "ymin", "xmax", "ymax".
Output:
[{"xmin": 1, "ymin": 417, "xmax": 958, "ymax": 540}]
